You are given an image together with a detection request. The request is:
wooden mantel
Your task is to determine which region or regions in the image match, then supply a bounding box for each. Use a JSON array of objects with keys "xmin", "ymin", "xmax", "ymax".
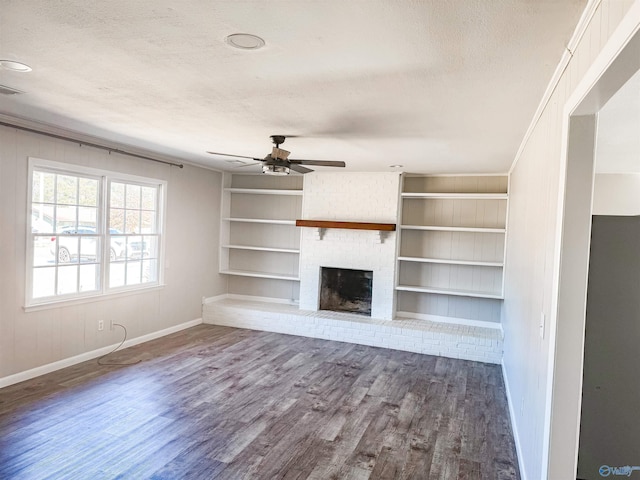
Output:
[{"xmin": 295, "ymin": 220, "xmax": 396, "ymax": 231}]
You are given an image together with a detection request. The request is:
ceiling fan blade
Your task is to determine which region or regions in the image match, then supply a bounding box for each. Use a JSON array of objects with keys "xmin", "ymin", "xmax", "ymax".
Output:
[
  {"xmin": 288, "ymin": 159, "xmax": 346, "ymax": 167},
  {"xmin": 206, "ymin": 151, "xmax": 261, "ymax": 161},
  {"xmin": 289, "ymin": 164, "xmax": 314, "ymax": 174},
  {"xmin": 233, "ymin": 162, "xmax": 261, "ymax": 168}
]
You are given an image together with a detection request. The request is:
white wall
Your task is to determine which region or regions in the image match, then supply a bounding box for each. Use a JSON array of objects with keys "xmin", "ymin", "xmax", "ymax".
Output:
[
  {"xmin": 593, "ymin": 173, "xmax": 640, "ymax": 215},
  {"xmin": 502, "ymin": 1, "xmax": 637, "ymax": 479},
  {"xmin": 0, "ymin": 125, "xmax": 227, "ymax": 383}
]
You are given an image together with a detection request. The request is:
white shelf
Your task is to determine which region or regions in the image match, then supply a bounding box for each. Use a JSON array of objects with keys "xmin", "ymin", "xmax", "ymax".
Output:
[
  {"xmin": 400, "ymin": 225, "xmax": 505, "ymax": 233},
  {"xmin": 221, "ymin": 269, "xmax": 300, "ymax": 281},
  {"xmin": 401, "ymin": 192, "xmax": 508, "ymax": 199},
  {"xmin": 397, "ymin": 256, "xmax": 503, "ymax": 267},
  {"xmin": 223, "ymin": 244, "xmax": 300, "ymax": 254},
  {"xmin": 395, "ymin": 284, "xmax": 503, "ymax": 300},
  {"xmin": 223, "ymin": 217, "xmax": 297, "ymax": 225},
  {"xmin": 225, "ymin": 188, "xmax": 303, "ymax": 196}
]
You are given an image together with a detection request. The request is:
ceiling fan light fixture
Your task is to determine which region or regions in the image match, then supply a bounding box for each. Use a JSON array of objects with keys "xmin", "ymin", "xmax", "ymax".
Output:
[
  {"xmin": 225, "ymin": 33, "xmax": 265, "ymax": 50},
  {"xmin": 263, "ymin": 164, "xmax": 290, "ymax": 176},
  {"xmin": 0, "ymin": 60, "xmax": 32, "ymax": 72}
]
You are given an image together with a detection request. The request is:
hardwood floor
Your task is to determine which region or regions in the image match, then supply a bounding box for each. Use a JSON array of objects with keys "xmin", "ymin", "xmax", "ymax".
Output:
[{"xmin": 0, "ymin": 325, "xmax": 520, "ymax": 479}]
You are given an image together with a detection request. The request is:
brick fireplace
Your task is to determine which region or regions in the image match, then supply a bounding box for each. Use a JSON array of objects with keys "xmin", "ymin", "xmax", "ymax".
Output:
[{"xmin": 297, "ymin": 172, "xmax": 401, "ymax": 320}]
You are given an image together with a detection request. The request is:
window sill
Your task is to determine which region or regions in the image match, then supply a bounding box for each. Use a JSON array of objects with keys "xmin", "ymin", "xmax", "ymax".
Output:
[{"xmin": 23, "ymin": 284, "xmax": 166, "ymax": 313}]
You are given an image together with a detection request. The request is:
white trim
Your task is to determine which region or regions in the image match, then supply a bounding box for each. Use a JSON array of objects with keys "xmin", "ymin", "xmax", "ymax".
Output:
[
  {"xmin": 396, "ymin": 310, "xmax": 503, "ymax": 332},
  {"xmin": 509, "ymin": 0, "xmax": 603, "ymax": 174},
  {"xmin": 502, "ymin": 359, "xmax": 528, "ymax": 480},
  {"xmin": 202, "ymin": 293, "xmax": 229, "ymax": 304},
  {"xmin": 0, "ymin": 318, "xmax": 203, "ymax": 389},
  {"xmin": 24, "ymin": 284, "xmax": 166, "ymax": 312}
]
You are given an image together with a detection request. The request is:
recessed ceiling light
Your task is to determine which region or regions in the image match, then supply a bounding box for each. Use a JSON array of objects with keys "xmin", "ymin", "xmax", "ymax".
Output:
[
  {"xmin": 389, "ymin": 164, "xmax": 404, "ymax": 168},
  {"xmin": 0, "ymin": 60, "xmax": 32, "ymax": 72},
  {"xmin": 225, "ymin": 33, "xmax": 265, "ymax": 50}
]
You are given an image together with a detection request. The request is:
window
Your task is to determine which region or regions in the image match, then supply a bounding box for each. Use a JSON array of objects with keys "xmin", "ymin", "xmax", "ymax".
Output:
[{"xmin": 27, "ymin": 159, "xmax": 165, "ymax": 306}]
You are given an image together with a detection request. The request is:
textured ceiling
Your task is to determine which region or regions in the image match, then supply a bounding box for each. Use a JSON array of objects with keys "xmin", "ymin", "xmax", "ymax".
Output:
[{"xmin": 0, "ymin": 0, "xmax": 586, "ymax": 174}]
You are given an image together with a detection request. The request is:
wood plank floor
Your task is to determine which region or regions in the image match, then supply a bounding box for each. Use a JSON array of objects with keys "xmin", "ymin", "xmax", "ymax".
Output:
[{"xmin": 0, "ymin": 325, "xmax": 520, "ymax": 479}]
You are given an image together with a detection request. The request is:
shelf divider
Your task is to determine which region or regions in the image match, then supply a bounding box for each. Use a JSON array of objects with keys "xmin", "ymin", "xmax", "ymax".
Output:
[
  {"xmin": 395, "ymin": 284, "xmax": 503, "ymax": 299},
  {"xmin": 397, "ymin": 256, "xmax": 503, "ymax": 267}
]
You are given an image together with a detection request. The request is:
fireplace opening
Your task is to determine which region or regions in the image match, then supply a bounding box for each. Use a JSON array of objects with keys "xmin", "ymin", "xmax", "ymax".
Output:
[{"xmin": 320, "ymin": 267, "xmax": 373, "ymax": 316}]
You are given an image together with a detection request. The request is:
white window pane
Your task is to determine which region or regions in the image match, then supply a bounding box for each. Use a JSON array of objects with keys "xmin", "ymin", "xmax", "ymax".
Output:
[
  {"xmin": 33, "ymin": 237, "xmax": 56, "ymax": 266},
  {"xmin": 78, "ymin": 178, "xmax": 98, "ymax": 206},
  {"xmin": 126, "ymin": 261, "xmax": 142, "ymax": 285},
  {"xmin": 110, "ymin": 208, "xmax": 125, "ymax": 232},
  {"xmin": 33, "ymin": 267, "xmax": 55, "ymax": 298},
  {"xmin": 141, "ymin": 186, "xmax": 156, "ymax": 210},
  {"xmin": 32, "ymin": 171, "xmax": 55, "ymax": 203},
  {"xmin": 79, "ymin": 236, "xmax": 98, "ymax": 262},
  {"xmin": 57, "ymin": 265, "xmax": 78, "ymax": 295},
  {"xmin": 125, "ymin": 210, "xmax": 140, "ymax": 234},
  {"xmin": 79, "ymin": 264, "xmax": 99, "ymax": 292},
  {"xmin": 126, "ymin": 184, "xmax": 141, "ymax": 209},
  {"xmin": 125, "ymin": 236, "xmax": 144, "ymax": 259},
  {"xmin": 78, "ymin": 207, "xmax": 97, "ymax": 228},
  {"xmin": 109, "ymin": 262, "xmax": 126, "ymax": 288},
  {"xmin": 56, "ymin": 175, "xmax": 77, "ymax": 205},
  {"xmin": 56, "ymin": 236, "xmax": 79, "ymax": 264},
  {"xmin": 56, "ymin": 205, "xmax": 78, "ymax": 231},
  {"xmin": 111, "ymin": 182, "xmax": 125, "ymax": 208},
  {"xmin": 143, "ymin": 236, "xmax": 158, "ymax": 259},
  {"xmin": 109, "ymin": 236, "xmax": 126, "ymax": 261},
  {"xmin": 142, "ymin": 259, "xmax": 158, "ymax": 283},
  {"xmin": 31, "ymin": 208, "xmax": 54, "ymax": 234},
  {"xmin": 141, "ymin": 211, "xmax": 156, "ymax": 234}
]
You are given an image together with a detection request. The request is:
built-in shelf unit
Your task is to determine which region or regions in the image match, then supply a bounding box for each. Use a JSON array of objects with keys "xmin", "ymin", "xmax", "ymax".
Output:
[
  {"xmin": 220, "ymin": 173, "xmax": 303, "ymax": 301},
  {"xmin": 395, "ymin": 175, "xmax": 508, "ymax": 325}
]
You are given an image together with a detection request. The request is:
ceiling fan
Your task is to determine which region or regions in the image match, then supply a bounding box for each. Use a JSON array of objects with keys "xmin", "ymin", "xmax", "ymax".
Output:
[{"xmin": 207, "ymin": 135, "xmax": 346, "ymax": 175}]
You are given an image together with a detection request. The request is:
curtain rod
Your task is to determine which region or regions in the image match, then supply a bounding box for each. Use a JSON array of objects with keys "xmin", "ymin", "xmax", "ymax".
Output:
[{"xmin": 0, "ymin": 120, "xmax": 184, "ymax": 169}]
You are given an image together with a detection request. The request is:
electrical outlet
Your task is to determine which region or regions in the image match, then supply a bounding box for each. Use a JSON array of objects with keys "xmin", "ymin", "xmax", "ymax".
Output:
[
  {"xmin": 109, "ymin": 319, "xmax": 115, "ymax": 331},
  {"xmin": 98, "ymin": 320, "xmax": 104, "ymax": 331}
]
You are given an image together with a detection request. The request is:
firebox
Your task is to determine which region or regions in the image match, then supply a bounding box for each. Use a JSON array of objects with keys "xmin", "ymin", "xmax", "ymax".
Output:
[{"xmin": 319, "ymin": 267, "xmax": 373, "ymax": 316}]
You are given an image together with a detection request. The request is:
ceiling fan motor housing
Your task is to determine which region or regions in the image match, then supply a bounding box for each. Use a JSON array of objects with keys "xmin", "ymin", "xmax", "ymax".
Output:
[{"xmin": 271, "ymin": 147, "xmax": 290, "ymax": 160}]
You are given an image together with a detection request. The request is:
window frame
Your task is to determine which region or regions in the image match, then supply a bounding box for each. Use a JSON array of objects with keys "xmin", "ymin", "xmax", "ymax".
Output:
[{"xmin": 25, "ymin": 158, "xmax": 167, "ymax": 309}]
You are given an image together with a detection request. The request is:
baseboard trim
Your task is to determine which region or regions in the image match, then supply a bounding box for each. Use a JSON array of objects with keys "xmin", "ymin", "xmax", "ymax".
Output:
[
  {"xmin": 0, "ymin": 318, "xmax": 203, "ymax": 389},
  {"xmin": 396, "ymin": 311, "xmax": 503, "ymax": 332},
  {"xmin": 502, "ymin": 359, "xmax": 527, "ymax": 480}
]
